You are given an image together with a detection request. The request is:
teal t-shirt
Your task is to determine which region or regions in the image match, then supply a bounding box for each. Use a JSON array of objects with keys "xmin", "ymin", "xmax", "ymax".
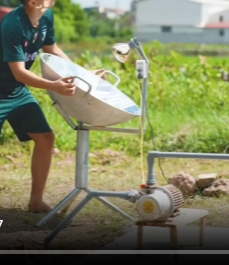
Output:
[{"xmin": 0, "ymin": 5, "xmax": 55, "ymax": 99}]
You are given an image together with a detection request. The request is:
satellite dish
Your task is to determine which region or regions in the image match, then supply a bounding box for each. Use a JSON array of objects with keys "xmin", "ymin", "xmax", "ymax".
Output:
[{"xmin": 40, "ymin": 53, "xmax": 141, "ymax": 127}]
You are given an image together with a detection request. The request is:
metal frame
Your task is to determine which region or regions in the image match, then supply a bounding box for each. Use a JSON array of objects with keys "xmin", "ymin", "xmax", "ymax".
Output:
[
  {"xmin": 35, "ymin": 37, "xmax": 229, "ymax": 250},
  {"xmin": 36, "ymin": 37, "xmax": 149, "ymax": 249},
  {"xmin": 147, "ymin": 151, "xmax": 229, "ymax": 186}
]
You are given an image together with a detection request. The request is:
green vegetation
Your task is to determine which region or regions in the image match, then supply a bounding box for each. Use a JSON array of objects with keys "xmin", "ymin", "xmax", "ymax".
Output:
[
  {"xmin": 1, "ymin": 1, "xmax": 229, "ymax": 250},
  {"xmin": 1, "ymin": 41, "xmax": 229, "ymax": 158},
  {"xmin": 0, "ymin": 0, "xmax": 133, "ymax": 43}
]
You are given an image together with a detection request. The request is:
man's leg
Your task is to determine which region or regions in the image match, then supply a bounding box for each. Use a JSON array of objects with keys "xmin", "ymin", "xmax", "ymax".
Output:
[
  {"xmin": 27, "ymin": 131, "xmax": 54, "ymax": 213},
  {"xmin": 7, "ymin": 97, "xmax": 55, "ymax": 213}
]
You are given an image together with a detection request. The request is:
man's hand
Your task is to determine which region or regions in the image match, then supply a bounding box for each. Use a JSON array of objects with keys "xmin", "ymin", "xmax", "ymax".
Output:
[
  {"xmin": 50, "ymin": 76, "xmax": 76, "ymax": 96},
  {"xmin": 8, "ymin": 62, "xmax": 76, "ymax": 93},
  {"xmin": 92, "ymin": 68, "xmax": 106, "ymax": 80}
]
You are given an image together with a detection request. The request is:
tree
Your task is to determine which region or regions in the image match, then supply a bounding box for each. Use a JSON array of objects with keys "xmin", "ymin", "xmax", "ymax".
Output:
[
  {"xmin": 85, "ymin": 8, "xmax": 133, "ymax": 39},
  {"xmin": 52, "ymin": 0, "xmax": 89, "ymax": 42},
  {"xmin": 0, "ymin": 0, "xmax": 19, "ymax": 7}
]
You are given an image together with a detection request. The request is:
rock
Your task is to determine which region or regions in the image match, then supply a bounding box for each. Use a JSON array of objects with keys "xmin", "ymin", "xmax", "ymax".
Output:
[
  {"xmin": 197, "ymin": 173, "xmax": 218, "ymax": 189},
  {"xmin": 203, "ymin": 179, "xmax": 229, "ymax": 197},
  {"xmin": 168, "ymin": 172, "xmax": 197, "ymax": 196}
]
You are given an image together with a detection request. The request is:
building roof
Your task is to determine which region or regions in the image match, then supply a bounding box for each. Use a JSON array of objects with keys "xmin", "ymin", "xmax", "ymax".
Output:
[
  {"xmin": 84, "ymin": 6, "xmax": 125, "ymax": 14},
  {"xmin": 102, "ymin": 7, "xmax": 126, "ymax": 14},
  {"xmin": 205, "ymin": 22, "xmax": 229, "ymax": 28},
  {"xmin": 190, "ymin": 0, "xmax": 229, "ymax": 6}
]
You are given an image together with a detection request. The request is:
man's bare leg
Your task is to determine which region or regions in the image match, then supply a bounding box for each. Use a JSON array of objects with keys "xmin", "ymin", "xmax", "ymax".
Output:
[{"xmin": 27, "ymin": 132, "xmax": 54, "ymax": 213}]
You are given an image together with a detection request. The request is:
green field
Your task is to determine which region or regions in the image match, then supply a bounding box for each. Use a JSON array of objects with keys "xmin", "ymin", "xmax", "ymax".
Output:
[
  {"xmin": 1, "ymin": 41, "xmax": 229, "ymax": 250},
  {"xmin": 2, "ymin": 41, "xmax": 229, "ymax": 157}
]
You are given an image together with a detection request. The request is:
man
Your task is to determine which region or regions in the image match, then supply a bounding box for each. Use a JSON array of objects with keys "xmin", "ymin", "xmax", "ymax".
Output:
[{"xmin": 0, "ymin": 0, "xmax": 105, "ymax": 213}]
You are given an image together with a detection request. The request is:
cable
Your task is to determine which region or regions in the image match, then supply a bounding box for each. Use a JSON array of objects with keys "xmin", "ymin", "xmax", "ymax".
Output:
[
  {"xmin": 137, "ymin": 79, "xmax": 146, "ymax": 184},
  {"xmin": 137, "ymin": 78, "xmax": 168, "ymax": 183},
  {"xmin": 146, "ymin": 104, "xmax": 168, "ymax": 182}
]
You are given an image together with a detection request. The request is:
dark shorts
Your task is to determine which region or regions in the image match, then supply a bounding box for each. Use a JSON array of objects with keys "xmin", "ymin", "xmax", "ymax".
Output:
[{"xmin": 0, "ymin": 87, "xmax": 52, "ymax": 142}]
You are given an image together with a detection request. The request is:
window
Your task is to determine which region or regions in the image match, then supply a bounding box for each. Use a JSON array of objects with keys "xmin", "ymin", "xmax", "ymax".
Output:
[
  {"xmin": 161, "ymin": 26, "xmax": 172, "ymax": 32},
  {"xmin": 219, "ymin": 29, "xmax": 224, "ymax": 36}
]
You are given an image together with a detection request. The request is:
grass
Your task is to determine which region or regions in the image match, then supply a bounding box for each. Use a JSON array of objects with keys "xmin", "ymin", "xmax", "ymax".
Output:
[
  {"xmin": 1, "ymin": 143, "xmax": 229, "ymax": 250},
  {"xmin": 2, "ymin": 41, "xmax": 229, "ymax": 250}
]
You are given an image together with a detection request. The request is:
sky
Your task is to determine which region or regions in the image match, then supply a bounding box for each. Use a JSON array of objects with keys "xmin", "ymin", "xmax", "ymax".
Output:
[{"xmin": 72, "ymin": 0, "xmax": 132, "ymax": 11}]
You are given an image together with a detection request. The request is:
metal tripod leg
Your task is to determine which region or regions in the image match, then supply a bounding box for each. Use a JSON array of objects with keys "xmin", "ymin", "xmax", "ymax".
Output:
[
  {"xmin": 36, "ymin": 127, "xmax": 89, "ymax": 229},
  {"xmin": 36, "ymin": 188, "xmax": 81, "ymax": 228},
  {"xmin": 84, "ymin": 189, "xmax": 136, "ymax": 222},
  {"xmin": 95, "ymin": 196, "xmax": 136, "ymax": 222},
  {"xmin": 44, "ymin": 192, "xmax": 93, "ymax": 249}
]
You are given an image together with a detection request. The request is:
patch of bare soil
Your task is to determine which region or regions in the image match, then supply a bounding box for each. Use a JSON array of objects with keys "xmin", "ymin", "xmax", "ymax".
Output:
[
  {"xmin": 0, "ymin": 208, "xmax": 119, "ymax": 251},
  {"xmin": 0, "ymin": 149, "xmax": 135, "ymax": 257}
]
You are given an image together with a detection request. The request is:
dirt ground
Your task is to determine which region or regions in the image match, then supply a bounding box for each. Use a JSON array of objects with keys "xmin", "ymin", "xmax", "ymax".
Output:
[
  {"xmin": 0, "ymin": 209, "xmax": 118, "ymax": 250},
  {"xmin": 2, "ymin": 148, "xmax": 229, "ymax": 257},
  {"xmin": 0, "ymin": 150, "xmax": 136, "ymax": 253}
]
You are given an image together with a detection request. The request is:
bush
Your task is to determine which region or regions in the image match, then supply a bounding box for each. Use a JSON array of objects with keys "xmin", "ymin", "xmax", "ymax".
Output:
[{"xmin": 1, "ymin": 42, "xmax": 229, "ymax": 156}]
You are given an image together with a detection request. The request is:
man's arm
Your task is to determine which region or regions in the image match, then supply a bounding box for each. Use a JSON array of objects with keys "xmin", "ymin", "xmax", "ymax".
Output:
[
  {"xmin": 8, "ymin": 62, "xmax": 55, "ymax": 90},
  {"xmin": 42, "ymin": 43, "xmax": 71, "ymax": 61},
  {"xmin": 1, "ymin": 24, "xmax": 56, "ymax": 90},
  {"xmin": 42, "ymin": 9, "xmax": 70, "ymax": 61}
]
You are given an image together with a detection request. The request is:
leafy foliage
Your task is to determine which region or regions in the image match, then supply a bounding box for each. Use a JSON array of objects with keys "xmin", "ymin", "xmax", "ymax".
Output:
[
  {"xmin": 2, "ymin": 41, "xmax": 229, "ymax": 156},
  {"xmin": 0, "ymin": 0, "xmax": 132, "ymax": 42},
  {"xmin": 0, "ymin": 1, "xmax": 228, "ymax": 155},
  {"xmin": 0, "ymin": 0, "xmax": 19, "ymax": 7}
]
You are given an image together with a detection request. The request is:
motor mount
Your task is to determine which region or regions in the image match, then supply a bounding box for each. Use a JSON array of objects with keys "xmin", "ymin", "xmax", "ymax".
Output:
[{"xmin": 136, "ymin": 184, "xmax": 184, "ymax": 221}]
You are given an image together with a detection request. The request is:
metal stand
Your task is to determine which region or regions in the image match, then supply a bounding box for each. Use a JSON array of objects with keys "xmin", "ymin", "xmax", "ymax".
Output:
[
  {"xmin": 36, "ymin": 37, "xmax": 149, "ymax": 249},
  {"xmin": 36, "ymin": 37, "xmax": 229, "ymax": 250},
  {"xmin": 36, "ymin": 124, "xmax": 141, "ymax": 249}
]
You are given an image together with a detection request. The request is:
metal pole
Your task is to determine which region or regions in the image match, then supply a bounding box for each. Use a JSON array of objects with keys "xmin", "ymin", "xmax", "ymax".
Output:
[
  {"xmin": 43, "ymin": 188, "xmax": 140, "ymax": 248},
  {"xmin": 147, "ymin": 151, "xmax": 229, "ymax": 187},
  {"xmin": 75, "ymin": 127, "xmax": 89, "ymax": 188},
  {"xmin": 93, "ymin": 196, "xmax": 136, "ymax": 222},
  {"xmin": 44, "ymin": 193, "xmax": 94, "ymax": 249},
  {"xmin": 148, "ymin": 151, "xmax": 229, "ymax": 160},
  {"xmin": 128, "ymin": 38, "xmax": 149, "ymax": 132},
  {"xmin": 147, "ymin": 153, "xmax": 156, "ymax": 185},
  {"xmin": 35, "ymin": 188, "xmax": 81, "ymax": 228}
]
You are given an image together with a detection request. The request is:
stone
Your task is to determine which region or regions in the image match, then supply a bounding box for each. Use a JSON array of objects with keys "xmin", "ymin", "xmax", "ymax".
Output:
[
  {"xmin": 203, "ymin": 179, "xmax": 229, "ymax": 197},
  {"xmin": 197, "ymin": 173, "xmax": 218, "ymax": 189},
  {"xmin": 168, "ymin": 172, "xmax": 197, "ymax": 196}
]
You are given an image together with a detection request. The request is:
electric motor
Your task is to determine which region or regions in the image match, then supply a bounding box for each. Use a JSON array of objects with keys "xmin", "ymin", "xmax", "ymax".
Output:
[{"xmin": 136, "ymin": 184, "xmax": 184, "ymax": 221}]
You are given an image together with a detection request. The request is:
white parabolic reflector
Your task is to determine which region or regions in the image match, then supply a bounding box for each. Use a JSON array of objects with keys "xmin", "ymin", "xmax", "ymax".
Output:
[{"xmin": 40, "ymin": 53, "xmax": 141, "ymax": 127}]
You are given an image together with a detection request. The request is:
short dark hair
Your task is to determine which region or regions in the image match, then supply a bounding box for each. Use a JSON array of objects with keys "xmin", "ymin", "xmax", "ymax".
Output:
[{"xmin": 20, "ymin": 0, "xmax": 26, "ymax": 5}]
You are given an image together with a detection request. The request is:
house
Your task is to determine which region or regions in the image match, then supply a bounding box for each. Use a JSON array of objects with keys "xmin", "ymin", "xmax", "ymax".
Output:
[
  {"xmin": 0, "ymin": 6, "xmax": 13, "ymax": 21},
  {"xmin": 132, "ymin": 0, "xmax": 229, "ymax": 44}
]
